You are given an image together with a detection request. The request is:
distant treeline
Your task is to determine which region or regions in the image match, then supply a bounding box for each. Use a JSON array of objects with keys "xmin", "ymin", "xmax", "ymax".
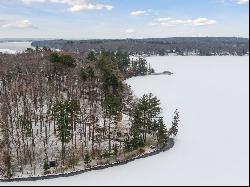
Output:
[{"xmin": 31, "ymin": 37, "xmax": 249, "ymax": 56}]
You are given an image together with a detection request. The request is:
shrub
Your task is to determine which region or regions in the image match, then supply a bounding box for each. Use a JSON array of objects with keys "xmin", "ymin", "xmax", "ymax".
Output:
[
  {"xmin": 43, "ymin": 161, "xmax": 50, "ymax": 171},
  {"xmin": 65, "ymin": 153, "xmax": 80, "ymax": 169},
  {"xmin": 138, "ymin": 148, "xmax": 145, "ymax": 155},
  {"xmin": 84, "ymin": 151, "xmax": 92, "ymax": 166},
  {"xmin": 44, "ymin": 170, "xmax": 51, "ymax": 176},
  {"xmin": 96, "ymin": 159, "xmax": 108, "ymax": 166}
]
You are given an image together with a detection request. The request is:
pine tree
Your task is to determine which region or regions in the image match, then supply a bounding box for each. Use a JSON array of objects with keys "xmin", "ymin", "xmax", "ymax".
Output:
[
  {"xmin": 157, "ymin": 118, "xmax": 168, "ymax": 147},
  {"xmin": 126, "ymin": 105, "xmax": 144, "ymax": 151},
  {"xmin": 169, "ymin": 109, "xmax": 180, "ymax": 137},
  {"xmin": 137, "ymin": 93, "xmax": 161, "ymax": 142},
  {"xmin": 51, "ymin": 100, "xmax": 80, "ymax": 163},
  {"xmin": 49, "ymin": 53, "xmax": 76, "ymax": 67},
  {"xmin": 127, "ymin": 93, "xmax": 163, "ymax": 150},
  {"xmin": 80, "ymin": 68, "xmax": 88, "ymax": 81},
  {"xmin": 98, "ymin": 54, "xmax": 124, "ymax": 154},
  {"xmin": 87, "ymin": 51, "xmax": 97, "ymax": 62},
  {"xmin": 115, "ymin": 50, "xmax": 130, "ymax": 74}
]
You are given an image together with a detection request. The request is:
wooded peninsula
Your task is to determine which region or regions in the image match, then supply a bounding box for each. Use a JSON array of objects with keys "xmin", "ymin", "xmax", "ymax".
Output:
[{"xmin": 0, "ymin": 49, "xmax": 179, "ymax": 179}]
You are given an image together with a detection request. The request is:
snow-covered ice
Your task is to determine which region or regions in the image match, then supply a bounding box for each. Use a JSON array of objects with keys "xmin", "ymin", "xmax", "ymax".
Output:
[
  {"xmin": 1, "ymin": 56, "xmax": 249, "ymax": 186},
  {"xmin": 0, "ymin": 42, "xmax": 33, "ymax": 54},
  {"xmin": 0, "ymin": 49, "xmax": 17, "ymax": 54}
]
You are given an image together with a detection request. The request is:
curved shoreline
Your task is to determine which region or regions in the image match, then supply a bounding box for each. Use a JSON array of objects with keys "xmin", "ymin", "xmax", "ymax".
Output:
[{"xmin": 0, "ymin": 138, "xmax": 174, "ymax": 182}]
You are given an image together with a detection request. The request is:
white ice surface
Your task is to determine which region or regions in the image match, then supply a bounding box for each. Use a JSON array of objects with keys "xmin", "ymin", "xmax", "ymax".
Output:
[
  {"xmin": 0, "ymin": 49, "xmax": 17, "ymax": 54},
  {"xmin": 1, "ymin": 56, "xmax": 249, "ymax": 186},
  {"xmin": 0, "ymin": 42, "xmax": 33, "ymax": 54}
]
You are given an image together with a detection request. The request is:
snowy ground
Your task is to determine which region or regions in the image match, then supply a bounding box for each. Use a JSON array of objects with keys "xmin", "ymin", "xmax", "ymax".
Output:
[{"xmin": 1, "ymin": 56, "xmax": 249, "ymax": 186}]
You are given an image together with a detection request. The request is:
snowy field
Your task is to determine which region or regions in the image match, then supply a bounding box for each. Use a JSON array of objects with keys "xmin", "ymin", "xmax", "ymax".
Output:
[{"xmin": 1, "ymin": 56, "xmax": 249, "ymax": 186}]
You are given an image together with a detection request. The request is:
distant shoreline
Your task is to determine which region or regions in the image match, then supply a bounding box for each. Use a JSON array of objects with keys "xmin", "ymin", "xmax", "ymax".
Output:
[{"xmin": 30, "ymin": 37, "xmax": 249, "ymax": 56}]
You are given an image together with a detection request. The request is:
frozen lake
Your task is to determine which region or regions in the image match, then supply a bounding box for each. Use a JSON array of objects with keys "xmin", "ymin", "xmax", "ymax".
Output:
[
  {"xmin": 0, "ymin": 42, "xmax": 33, "ymax": 54},
  {"xmin": 2, "ymin": 56, "xmax": 249, "ymax": 186}
]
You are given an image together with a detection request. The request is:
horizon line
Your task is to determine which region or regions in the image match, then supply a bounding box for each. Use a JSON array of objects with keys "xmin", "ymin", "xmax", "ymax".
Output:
[{"xmin": 0, "ymin": 36, "xmax": 249, "ymax": 41}]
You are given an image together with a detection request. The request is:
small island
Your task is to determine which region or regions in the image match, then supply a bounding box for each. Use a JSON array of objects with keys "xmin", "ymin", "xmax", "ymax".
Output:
[{"xmin": 0, "ymin": 49, "xmax": 179, "ymax": 180}]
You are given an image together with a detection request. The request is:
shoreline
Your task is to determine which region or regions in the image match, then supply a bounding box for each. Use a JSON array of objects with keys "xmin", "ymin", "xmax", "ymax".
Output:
[{"xmin": 0, "ymin": 139, "xmax": 174, "ymax": 182}]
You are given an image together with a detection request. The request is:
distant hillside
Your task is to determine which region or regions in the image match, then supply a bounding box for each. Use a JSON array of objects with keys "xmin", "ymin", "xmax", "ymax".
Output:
[{"xmin": 32, "ymin": 37, "xmax": 249, "ymax": 56}]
